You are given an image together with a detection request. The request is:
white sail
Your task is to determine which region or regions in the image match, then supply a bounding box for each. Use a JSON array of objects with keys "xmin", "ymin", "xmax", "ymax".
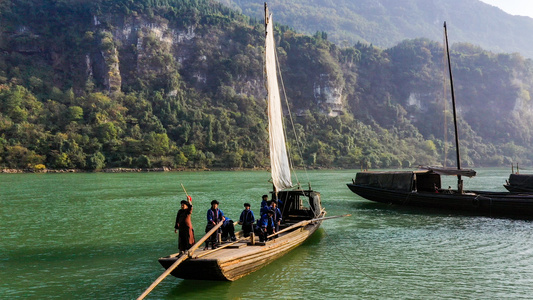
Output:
[{"xmin": 265, "ymin": 14, "xmax": 292, "ymax": 191}]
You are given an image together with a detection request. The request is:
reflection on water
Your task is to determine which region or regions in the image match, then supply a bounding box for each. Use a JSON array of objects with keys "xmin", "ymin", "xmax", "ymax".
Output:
[{"xmin": 2, "ymin": 169, "xmax": 533, "ymax": 299}]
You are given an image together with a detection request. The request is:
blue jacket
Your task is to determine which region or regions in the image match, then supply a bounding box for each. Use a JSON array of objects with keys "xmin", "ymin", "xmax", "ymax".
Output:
[
  {"xmin": 260, "ymin": 205, "xmax": 269, "ymax": 216},
  {"xmin": 260, "ymin": 199, "xmax": 268, "ymax": 208},
  {"xmin": 207, "ymin": 208, "xmax": 224, "ymax": 225},
  {"xmin": 258, "ymin": 213, "xmax": 275, "ymax": 229},
  {"xmin": 261, "ymin": 206, "xmax": 282, "ymax": 223},
  {"xmin": 239, "ymin": 209, "xmax": 255, "ymax": 225}
]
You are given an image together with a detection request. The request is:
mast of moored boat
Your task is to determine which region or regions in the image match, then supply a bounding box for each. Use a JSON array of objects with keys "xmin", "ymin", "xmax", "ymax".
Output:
[{"xmin": 444, "ymin": 21, "xmax": 463, "ymax": 194}]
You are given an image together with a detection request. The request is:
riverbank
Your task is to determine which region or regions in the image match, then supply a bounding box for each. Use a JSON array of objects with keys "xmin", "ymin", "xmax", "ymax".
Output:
[
  {"xmin": 0, "ymin": 166, "xmax": 278, "ymax": 173},
  {"xmin": 1, "ymin": 167, "xmax": 178, "ymax": 173}
]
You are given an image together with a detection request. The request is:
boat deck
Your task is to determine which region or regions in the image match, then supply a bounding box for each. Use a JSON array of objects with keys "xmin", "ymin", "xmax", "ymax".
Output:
[{"xmin": 159, "ymin": 219, "xmax": 323, "ymax": 281}]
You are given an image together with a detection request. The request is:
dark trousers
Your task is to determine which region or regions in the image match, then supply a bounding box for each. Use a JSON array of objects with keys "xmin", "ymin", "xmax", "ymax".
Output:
[
  {"xmin": 242, "ymin": 223, "xmax": 253, "ymax": 237},
  {"xmin": 205, "ymin": 224, "xmax": 220, "ymax": 248},
  {"xmin": 255, "ymin": 226, "xmax": 274, "ymax": 242},
  {"xmin": 221, "ymin": 221, "xmax": 235, "ymax": 240}
]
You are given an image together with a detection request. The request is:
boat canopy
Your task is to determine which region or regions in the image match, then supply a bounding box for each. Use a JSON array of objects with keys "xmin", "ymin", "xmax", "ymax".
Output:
[
  {"xmin": 508, "ymin": 174, "xmax": 533, "ymax": 188},
  {"xmin": 418, "ymin": 166, "xmax": 476, "ymax": 177},
  {"xmin": 354, "ymin": 172, "xmax": 414, "ymax": 192}
]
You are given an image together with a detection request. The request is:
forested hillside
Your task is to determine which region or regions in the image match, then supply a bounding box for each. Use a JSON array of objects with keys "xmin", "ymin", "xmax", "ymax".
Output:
[
  {"xmin": 1, "ymin": 0, "xmax": 533, "ymax": 171},
  {"xmin": 220, "ymin": 0, "xmax": 533, "ymax": 59}
]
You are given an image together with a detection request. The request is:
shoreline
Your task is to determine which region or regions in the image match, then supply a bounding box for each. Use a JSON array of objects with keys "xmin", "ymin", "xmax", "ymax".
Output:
[
  {"xmin": 0, "ymin": 166, "xmax": 336, "ymax": 174},
  {"xmin": 0, "ymin": 167, "xmax": 268, "ymax": 174}
]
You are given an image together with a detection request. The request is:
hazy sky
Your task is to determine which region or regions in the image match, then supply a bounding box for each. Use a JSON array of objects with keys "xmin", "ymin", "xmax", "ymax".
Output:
[{"xmin": 479, "ymin": 0, "xmax": 533, "ymax": 18}]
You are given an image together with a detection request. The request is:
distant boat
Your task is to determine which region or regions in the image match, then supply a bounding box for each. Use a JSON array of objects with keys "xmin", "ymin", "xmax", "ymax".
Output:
[
  {"xmin": 158, "ymin": 3, "xmax": 326, "ymax": 281},
  {"xmin": 346, "ymin": 23, "xmax": 533, "ymax": 219},
  {"xmin": 504, "ymin": 173, "xmax": 533, "ymax": 193}
]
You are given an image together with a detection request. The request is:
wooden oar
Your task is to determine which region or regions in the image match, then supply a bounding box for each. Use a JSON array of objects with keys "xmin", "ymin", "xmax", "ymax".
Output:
[
  {"xmin": 267, "ymin": 214, "xmax": 351, "ymax": 239},
  {"xmin": 137, "ymin": 220, "xmax": 224, "ymax": 300}
]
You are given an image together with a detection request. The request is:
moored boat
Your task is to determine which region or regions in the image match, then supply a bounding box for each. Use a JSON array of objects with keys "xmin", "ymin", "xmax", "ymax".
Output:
[
  {"xmin": 347, "ymin": 23, "xmax": 533, "ymax": 219},
  {"xmin": 347, "ymin": 167, "xmax": 533, "ymax": 218},
  {"xmin": 504, "ymin": 173, "xmax": 533, "ymax": 193}
]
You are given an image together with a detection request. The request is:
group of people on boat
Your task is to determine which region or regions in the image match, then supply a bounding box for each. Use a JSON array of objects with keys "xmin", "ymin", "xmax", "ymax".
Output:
[{"xmin": 173, "ymin": 194, "xmax": 285, "ymax": 253}]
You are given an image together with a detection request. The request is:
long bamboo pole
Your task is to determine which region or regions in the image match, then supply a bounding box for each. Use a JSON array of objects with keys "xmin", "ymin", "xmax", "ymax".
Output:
[
  {"xmin": 137, "ymin": 220, "xmax": 224, "ymax": 300},
  {"xmin": 194, "ymin": 238, "xmax": 247, "ymax": 259},
  {"xmin": 266, "ymin": 214, "xmax": 351, "ymax": 239}
]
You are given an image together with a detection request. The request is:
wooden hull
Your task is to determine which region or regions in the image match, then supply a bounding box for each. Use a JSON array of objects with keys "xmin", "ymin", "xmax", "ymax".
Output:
[
  {"xmin": 347, "ymin": 183, "xmax": 533, "ymax": 219},
  {"xmin": 159, "ymin": 218, "xmax": 323, "ymax": 281}
]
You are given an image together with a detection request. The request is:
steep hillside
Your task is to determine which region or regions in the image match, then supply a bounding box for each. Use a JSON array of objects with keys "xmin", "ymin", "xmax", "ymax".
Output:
[
  {"xmin": 1, "ymin": 0, "xmax": 533, "ymax": 171},
  {"xmin": 220, "ymin": 0, "xmax": 533, "ymax": 58}
]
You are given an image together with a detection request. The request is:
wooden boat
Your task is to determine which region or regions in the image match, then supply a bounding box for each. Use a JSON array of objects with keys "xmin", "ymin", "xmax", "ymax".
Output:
[
  {"xmin": 504, "ymin": 174, "xmax": 533, "ymax": 193},
  {"xmin": 503, "ymin": 166, "xmax": 533, "ymax": 193},
  {"xmin": 157, "ymin": 3, "xmax": 326, "ymax": 281},
  {"xmin": 347, "ymin": 23, "xmax": 533, "ymax": 219},
  {"xmin": 347, "ymin": 167, "xmax": 533, "ymax": 218}
]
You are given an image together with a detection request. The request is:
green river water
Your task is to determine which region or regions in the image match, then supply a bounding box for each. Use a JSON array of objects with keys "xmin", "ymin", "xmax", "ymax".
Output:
[{"xmin": 2, "ymin": 169, "xmax": 533, "ymax": 299}]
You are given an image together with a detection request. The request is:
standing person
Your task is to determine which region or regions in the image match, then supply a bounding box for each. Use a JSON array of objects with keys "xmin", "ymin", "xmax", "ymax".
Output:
[
  {"xmin": 205, "ymin": 200, "xmax": 225, "ymax": 249},
  {"xmin": 174, "ymin": 200, "xmax": 195, "ymax": 254},
  {"xmin": 260, "ymin": 195, "xmax": 269, "ymax": 210},
  {"xmin": 260, "ymin": 200, "xmax": 271, "ymax": 216},
  {"xmin": 238, "ymin": 203, "xmax": 255, "ymax": 237},
  {"xmin": 270, "ymin": 200, "xmax": 282, "ymax": 232}
]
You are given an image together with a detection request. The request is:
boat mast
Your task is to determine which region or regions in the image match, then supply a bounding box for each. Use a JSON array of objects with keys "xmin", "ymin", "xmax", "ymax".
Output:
[
  {"xmin": 266, "ymin": 2, "xmax": 275, "ymax": 199},
  {"xmin": 264, "ymin": 2, "xmax": 268, "ymax": 33},
  {"xmin": 264, "ymin": 2, "xmax": 293, "ymax": 196},
  {"xmin": 444, "ymin": 22, "xmax": 463, "ymax": 193}
]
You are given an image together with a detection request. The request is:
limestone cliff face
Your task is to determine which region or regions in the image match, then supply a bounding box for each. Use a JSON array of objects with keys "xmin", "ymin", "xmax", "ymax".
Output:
[
  {"xmin": 314, "ymin": 73, "xmax": 344, "ymax": 116},
  {"xmin": 81, "ymin": 13, "xmax": 344, "ymax": 113}
]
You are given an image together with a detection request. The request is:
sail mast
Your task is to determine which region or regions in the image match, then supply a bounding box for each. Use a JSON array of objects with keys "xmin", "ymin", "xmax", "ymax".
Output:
[
  {"xmin": 444, "ymin": 22, "xmax": 463, "ymax": 193},
  {"xmin": 265, "ymin": 3, "xmax": 292, "ymax": 192}
]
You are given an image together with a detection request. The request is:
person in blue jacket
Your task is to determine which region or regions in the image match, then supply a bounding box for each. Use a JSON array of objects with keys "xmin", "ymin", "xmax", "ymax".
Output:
[
  {"xmin": 269, "ymin": 200, "xmax": 282, "ymax": 232},
  {"xmin": 221, "ymin": 217, "xmax": 237, "ymax": 242},
  {"xmin": 260, "ymin": 194, "xmax": 269, "ymax": 209},
  {"xmin": 238, "ymin": 203, "xmax": 255, "ymax": 237},
  {"xmin": 205, "ymin": 199, "xmax": 225, "ymax": 249},
  {"xmin": 255, "ymin": 210, "xmax": 275, "ymax": 242}
]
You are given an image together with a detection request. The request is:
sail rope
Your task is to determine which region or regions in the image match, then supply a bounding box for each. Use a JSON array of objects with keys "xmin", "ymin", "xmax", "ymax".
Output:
[{"xmin": 274, "ymin": 35, "xmax": 311, "ymax": 188}]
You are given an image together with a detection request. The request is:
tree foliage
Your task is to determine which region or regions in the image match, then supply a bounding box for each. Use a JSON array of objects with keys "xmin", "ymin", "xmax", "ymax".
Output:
[{"xmin": 1, "ymin": 0, "xmax": 533, "ymax": 170}]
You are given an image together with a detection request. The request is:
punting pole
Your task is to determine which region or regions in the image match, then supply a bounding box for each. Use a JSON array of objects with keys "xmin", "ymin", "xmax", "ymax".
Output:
[
  {"xmin": 267, "ymin": 214, "xmax": 351, "ymax": 239},
  {"xmin": 137, "ymin": 220, "xmax": 224, "ymax": 300},
  {"xmin": 180, "ymin": 183, "xmax": 192, "ymax": 203},
  {"xmin": 444, "ymin": 21, "xmax": 463, "ymax": 194}
]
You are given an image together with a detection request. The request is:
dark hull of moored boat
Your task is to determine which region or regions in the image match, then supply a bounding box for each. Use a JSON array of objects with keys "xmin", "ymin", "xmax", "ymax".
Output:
[
  {"xmin": 504, "ymin": 185, "xmax": 533, "ymax": 193},
  {"xmin": 347, "ymin": 183, "xmax": 533, "ymax": 219}
]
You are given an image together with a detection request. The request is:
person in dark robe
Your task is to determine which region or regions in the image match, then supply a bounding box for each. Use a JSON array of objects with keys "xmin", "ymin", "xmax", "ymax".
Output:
[{"xmin": 174, "ymin": 200, "xmax": 195, "ymax": 254}]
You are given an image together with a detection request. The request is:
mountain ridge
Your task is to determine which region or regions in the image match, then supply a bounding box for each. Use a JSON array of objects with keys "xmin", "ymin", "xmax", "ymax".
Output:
[{"xmin": 220, "ymin": 0, "xmax": 533, "ymax": 58}]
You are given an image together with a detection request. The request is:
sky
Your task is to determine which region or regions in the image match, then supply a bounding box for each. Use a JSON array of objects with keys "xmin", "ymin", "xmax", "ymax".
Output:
[{"xmin": 479, "ymin": 0, "xmax": 533, "ymax": 18}]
